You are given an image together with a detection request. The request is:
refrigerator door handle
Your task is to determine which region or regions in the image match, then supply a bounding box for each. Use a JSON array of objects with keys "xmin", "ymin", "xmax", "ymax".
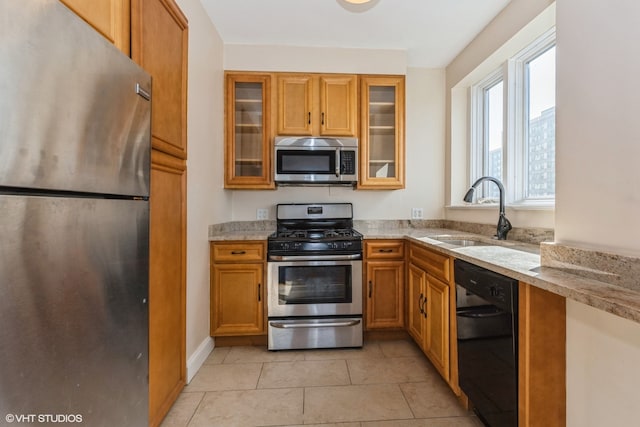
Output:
[{"xmin": 136, "ymin": 83, "xmax": 151, "ymax": 101}]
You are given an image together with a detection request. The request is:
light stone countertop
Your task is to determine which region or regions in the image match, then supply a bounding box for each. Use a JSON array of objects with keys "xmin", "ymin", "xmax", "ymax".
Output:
[
  {"xmin": 209, "ymin": 221, "xmax": 640, "ymax": 324},
  {"xmin": 208, "ymin": 220, "xmax": 275, "ymax": 241},
  {"xmin": 208, "ymin": 230, "xmax": 275, "ymax": 241}
]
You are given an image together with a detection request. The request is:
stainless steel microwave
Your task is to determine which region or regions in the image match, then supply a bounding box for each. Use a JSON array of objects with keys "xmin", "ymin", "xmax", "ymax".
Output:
[{"xmin": 274, "ymin": 136, "xmax": 358, "ymax": 185}]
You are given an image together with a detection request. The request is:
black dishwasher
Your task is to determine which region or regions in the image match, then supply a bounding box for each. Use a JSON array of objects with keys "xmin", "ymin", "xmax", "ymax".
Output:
[{"xmin": 455, "ymin": 259, "xmax": 518, "ymax": 427}]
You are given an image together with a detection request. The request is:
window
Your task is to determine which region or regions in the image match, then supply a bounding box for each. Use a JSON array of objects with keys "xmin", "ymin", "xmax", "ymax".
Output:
[
  {"xmin": 470, "ymin": 29, "xmax": 556, "ymax": 204},
  {"xmin": 471, "ymin": 71, "xmax": 503, "ymax": 201},
  {"xmin": 524, "ymin": 45, "xmax": 556, "ymax": 199}
]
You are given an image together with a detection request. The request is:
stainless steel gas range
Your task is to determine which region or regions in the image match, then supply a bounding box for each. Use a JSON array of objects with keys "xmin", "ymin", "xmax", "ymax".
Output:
[{"xmin": 267, "ymin": 203, "xmax": 363, "ymax": 350}]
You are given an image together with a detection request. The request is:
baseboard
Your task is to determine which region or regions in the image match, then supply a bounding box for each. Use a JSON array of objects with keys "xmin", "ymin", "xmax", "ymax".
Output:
[{"xmin": 186, "ymin": 336, "xmax": 214, "ymax": 383}]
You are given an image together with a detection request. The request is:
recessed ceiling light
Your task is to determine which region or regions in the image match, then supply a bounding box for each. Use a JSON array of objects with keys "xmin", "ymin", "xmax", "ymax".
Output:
[{"xmin": 337, "ymin": 0, "xmax": 379, "ymax": 12}]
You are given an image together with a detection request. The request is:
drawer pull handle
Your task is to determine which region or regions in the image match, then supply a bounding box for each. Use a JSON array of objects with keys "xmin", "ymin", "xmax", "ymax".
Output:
[
  {"xmin": 231, "ymin": 250, "xmax": 246, "ymax": 255},
  {"xmin": 378, "ymin": 249, "xmax": 394, "ymax": 253}
]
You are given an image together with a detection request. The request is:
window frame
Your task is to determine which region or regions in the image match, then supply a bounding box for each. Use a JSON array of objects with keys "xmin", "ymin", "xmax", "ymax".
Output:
[
  {"xmin": 470, "ymin": 68, "xmax": 505, "ymax": 201},
  {"xmin": 470, "ymin": 28, "xmax": 556, "ymax": 206}
]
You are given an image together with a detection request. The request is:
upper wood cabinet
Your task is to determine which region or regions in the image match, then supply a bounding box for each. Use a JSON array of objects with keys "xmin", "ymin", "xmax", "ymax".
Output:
[
  {"xmin": 224, "ymin": 72, "xmax": 275, "ymax": 189},
  {"xmin": 60, "ymin": 0, "xmax": 131, "ymax": 55},
  {"xmin": 359, "ymin": 75, "xmax": 405, "ymax": 189},
  {"xmin": 277, "ymin": 73, "xmax": 358, "ymax": 137},
  {"xmin": 131, "ymin": 0, "xmax": 188, "ymax": 159}
]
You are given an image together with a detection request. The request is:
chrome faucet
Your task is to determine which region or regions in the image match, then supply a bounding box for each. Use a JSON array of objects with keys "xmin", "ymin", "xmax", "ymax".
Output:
[{"xmin": 463, "ymin": 176, "xmax": 512, "ymax": 240}]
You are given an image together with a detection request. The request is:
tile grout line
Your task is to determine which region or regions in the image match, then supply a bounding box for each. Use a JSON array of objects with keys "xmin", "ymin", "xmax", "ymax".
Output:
[
  {"xmin": 255, "ymin": 361, "xmax": 265, "ymax": 390},
  {"xmin": 345, "ymin": 356, "xmax": 354, "ymax": 386},
  {"xmin": 184, "ymin": 391, "xmax": 206, "ymax": 427}
]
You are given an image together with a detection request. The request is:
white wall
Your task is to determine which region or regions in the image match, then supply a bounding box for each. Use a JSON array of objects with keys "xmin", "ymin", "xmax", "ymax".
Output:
[
  {"xmin": 566, "ymin": 300, "xmax": 640, "ymax": 427},
  {"xmin": 175, "ymin": 0, "xmax": 227, "ymax": 379},
  {"xmin": 224, "ymin": 44, "xmax": 407, "ymax": 75},
  {"xmin": 555, "ymin": 0, "xmax": 640, "ymax": 257},
  {"xmin": 556, "ymin": 1, "xmax": 640, "ymax": 425},
  {"xmin": 224, "ymin": 45, "xmax": 445, "ymax": 221}
]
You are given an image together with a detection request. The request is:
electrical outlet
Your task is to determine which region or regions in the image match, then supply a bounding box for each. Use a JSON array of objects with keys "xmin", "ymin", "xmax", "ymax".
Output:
[
  {"xmin": 411, "ymin": 208, "xmax": 424, "ymax": 220},
  {"xmin": 256, "ymin": 208, "xmax": 268, "ymax": 220}
]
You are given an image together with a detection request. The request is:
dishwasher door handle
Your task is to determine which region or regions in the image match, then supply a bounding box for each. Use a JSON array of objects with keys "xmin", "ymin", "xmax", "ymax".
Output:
[{"xmin": 457, "ymin": 309, "xmax": 505, "ymax": 318}]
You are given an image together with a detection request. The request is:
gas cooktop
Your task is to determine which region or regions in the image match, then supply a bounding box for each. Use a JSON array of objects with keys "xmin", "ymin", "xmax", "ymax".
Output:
[{"xmin": 267, "ymin": 203, "xmax": 362, "ymax": 257}]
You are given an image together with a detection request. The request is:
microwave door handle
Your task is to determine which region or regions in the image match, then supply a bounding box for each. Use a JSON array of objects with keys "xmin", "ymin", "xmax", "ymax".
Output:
[{"xmin": 335, "ymin": 148, "xmax": 340, "ymax": 177}]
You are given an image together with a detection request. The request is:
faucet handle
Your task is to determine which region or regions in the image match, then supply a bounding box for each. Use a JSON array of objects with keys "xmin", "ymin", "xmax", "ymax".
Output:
[{"xmin": 496, "ymin": 214, "xmax": 512, "ymax": 240}]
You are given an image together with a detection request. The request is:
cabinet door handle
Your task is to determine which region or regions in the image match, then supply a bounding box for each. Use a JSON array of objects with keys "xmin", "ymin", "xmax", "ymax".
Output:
[
  {"xmin": 368, "ymin": 280, "xmax": 372, "ymax": 298},
  {"xmin": 423, "ymin": 296, "xmax": 428, "ymax": 318},
  {"xmin": 308, "ymin": 111, "xmax": 311, "ymax": 124},
  {"xmin": 321, "ymin": 112, "xmax": 325, "ymax": 125},
  {"xmin": 418, "ymin": 293, "xmax": 424, "ymax": 314},
  {"xmin": 258, "ymin": 283, "xmax": 261, "ymax": 302},
  {"xmin": 378, "ymin": 249, "xmax": 393, "ymax": 253},
  {"xmin": 231, "ymin": 250, "xmax": 246, "ymax": 255}
]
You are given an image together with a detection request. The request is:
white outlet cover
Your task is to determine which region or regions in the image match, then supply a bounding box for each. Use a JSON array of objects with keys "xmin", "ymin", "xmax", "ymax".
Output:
[{"xmin": 257, "ymin": 208, "xmax": 268, "ymax": 220}]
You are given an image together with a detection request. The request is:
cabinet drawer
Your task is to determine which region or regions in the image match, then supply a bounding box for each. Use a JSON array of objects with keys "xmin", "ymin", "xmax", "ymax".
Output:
[
  {"xmin": 409, "ymin": 243, "xmax": 450, "ymax": 282},
  {"xmin": 211, "ymin": 242, "xmax": 265, "ymax": 262},
  {"xmin": 365, "ymin": 240, "xmax": 405, "ymax": 259}
]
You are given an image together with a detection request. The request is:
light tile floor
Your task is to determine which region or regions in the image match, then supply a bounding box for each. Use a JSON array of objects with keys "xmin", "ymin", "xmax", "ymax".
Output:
[{"xmin": 160, "ymin": 339, "xmax": 483, "ymax": 427}]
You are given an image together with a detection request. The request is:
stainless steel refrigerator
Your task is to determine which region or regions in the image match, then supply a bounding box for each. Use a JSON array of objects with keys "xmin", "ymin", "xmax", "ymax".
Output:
[{"xmin": 1, "ymin": 1, "xmax": 151, "ymax": 425}]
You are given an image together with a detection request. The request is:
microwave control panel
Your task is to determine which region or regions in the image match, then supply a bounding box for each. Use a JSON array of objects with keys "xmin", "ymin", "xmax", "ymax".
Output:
[{"xmin": 340, "ymin": 151, "xmax": 356, "ymax": 175}]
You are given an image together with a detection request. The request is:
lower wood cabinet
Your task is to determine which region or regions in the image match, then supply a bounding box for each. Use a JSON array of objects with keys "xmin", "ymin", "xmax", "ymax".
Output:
[
  {"xmin": 518, "ymin": 282, "xmax": 566, "ymax": 426},
  {"xmin": 149, "ymin": 150, "xmax": 186, "ymax": 427},
  {"xmin": 407, "ymin": 243, "xmax": 453, "ymax": 383},
  {"xmin": 407, "ymin": 263, "xmax": 427, "ymax": 345},
  {"xmin": 407, "ymin": 261, "xmax": 450, "ymax": 381},
  {"xmin": 210, "ymin": 242, "xmax": 266, "ymax": 336},
  {"xmin": 424, "ymin": 272, "xmax": 450, "ymax": 377},
  {"xmin": 364, "ymin": 240, "xmax": 405, "ymax": 330}
]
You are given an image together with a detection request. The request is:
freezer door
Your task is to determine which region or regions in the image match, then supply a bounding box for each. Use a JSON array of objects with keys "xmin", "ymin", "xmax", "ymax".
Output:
[
  {"xmin": 0, "ymin": 0, "xmax": 151, "ymax": 197},
  {"xmin": 0, "ymin": 195, "xmax": 149, "ymax": 427}
]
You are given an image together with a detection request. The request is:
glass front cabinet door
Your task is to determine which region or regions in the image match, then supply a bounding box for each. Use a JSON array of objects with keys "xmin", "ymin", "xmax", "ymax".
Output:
[
  {"xmin": 359, "ymin": 76, "xmax": 405, "ymax": 189},
  {"xmin": 225, "ymin": 72, "xmax": 274, "ymax": 189}
]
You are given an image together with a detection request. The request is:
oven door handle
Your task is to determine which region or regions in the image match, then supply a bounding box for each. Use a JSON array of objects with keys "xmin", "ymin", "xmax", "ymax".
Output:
[
  {"xmin": 268, "ymin": 254, "xmax": 362, "ymax": 262},
  {"xmin": 457, "ymin": 308, "xmax": 505, "ymax": 318},
  {"xmin": 269, "ymin": 319, "xmax": 361, "ymax": 329}
]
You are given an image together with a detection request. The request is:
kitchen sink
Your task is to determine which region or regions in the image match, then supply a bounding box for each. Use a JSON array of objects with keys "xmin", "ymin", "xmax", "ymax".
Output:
[{"xmin": 433, "ymin": 237, "xmax": 494, "ymax": 247}]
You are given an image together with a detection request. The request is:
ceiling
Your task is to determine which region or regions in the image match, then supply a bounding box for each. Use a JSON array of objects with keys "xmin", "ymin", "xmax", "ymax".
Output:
[{"xmin": 200, "ymin": 0, "xmax": 511, "ymax": 68}]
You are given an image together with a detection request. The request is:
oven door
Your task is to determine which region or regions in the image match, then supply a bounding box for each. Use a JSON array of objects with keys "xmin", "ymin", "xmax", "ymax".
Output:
[{"xmin": 267, "ymin": 258, "xmax": 362, "ymax": 318}]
